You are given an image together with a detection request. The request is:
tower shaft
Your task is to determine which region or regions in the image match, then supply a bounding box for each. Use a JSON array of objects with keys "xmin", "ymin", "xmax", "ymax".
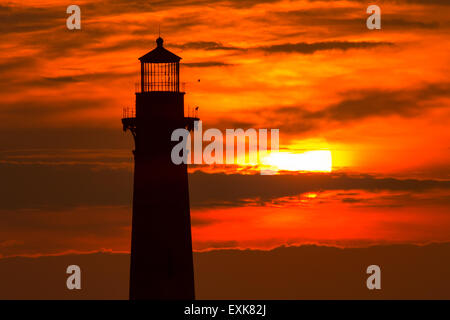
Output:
[
  {"xmin": 123, "ymin": 38, "xmax": 196, "ymax": 300},
  {"xmin": 129, "ymin": 92, "xmax": 195, "ymax": 300}
]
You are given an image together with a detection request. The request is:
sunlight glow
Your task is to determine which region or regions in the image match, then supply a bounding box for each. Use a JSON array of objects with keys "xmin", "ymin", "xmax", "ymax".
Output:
[{"xmin": 261, "ymin": 150, "xmax": 332, "ymax": 172}]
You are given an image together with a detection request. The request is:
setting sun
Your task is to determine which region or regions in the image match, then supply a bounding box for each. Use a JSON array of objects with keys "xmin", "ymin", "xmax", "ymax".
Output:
[{"xmin": 261, "ymin": 150, "xmax": 332, "ymax": 172}]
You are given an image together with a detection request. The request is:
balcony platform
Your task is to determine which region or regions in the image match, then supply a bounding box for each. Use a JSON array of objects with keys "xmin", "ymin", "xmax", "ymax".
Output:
[{"xmin": 121, "ymin": 116, "xmax": 200, "ymax": 133}]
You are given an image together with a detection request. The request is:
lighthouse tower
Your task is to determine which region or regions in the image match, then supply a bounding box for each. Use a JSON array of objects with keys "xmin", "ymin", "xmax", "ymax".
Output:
[{"xmin": 122, "ymin": 37, "xmax": 197, "ymax": 300}]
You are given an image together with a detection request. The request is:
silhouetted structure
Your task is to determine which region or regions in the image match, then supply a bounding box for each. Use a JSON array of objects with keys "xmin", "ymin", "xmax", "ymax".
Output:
[{"xmin": 122, "ymin": 37, "xmax": 198, "ymax": 300}]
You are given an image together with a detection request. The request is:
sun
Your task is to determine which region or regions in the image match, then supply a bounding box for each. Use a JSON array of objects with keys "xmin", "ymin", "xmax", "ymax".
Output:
[{"xmin": 261, "ymin": 150, "xmax": 332, "ymax": 172}]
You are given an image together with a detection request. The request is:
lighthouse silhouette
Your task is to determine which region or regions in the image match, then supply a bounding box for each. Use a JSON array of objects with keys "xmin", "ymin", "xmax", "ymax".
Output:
[{"xmin": 122, "ymin": 37, "xmax": 197, "ymax": 300}]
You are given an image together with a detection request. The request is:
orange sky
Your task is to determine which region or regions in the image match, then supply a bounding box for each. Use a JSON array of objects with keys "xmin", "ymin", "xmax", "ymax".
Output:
[{"xmin": 0, "ymin": 0, "xmax": 449, "ymax": 257}]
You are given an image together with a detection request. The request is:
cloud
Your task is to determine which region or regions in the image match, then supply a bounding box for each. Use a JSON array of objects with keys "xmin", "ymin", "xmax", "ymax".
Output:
[
  {"xmin": 19, "ymin": 71, "xmax": 136, "ymax": 88},
  {"xmin": 221, "ymin": 83, "xmax": 450, "ymax": 135},
  {"xmin": 182, "ymin": 61, "xmax": 233, "ymax": 67},
  {"xmin": 1, "ymin": 156, "xmax": 450, "ymax": 211},
  {"xmin": 172, "ymin": 41, "xmax": 243, "ymax": 51},
  {"xmin": 0, "ymin": 57, "xmax": 37, "ymax": 73},
  {"xmin": 0, "ymin": 128, "xmax": 131, "ymax": 149},
  {"xmin": 191, "ymin": 216, "xmax": 217, "ymax": 226},
  {"xmin": 314, "ymin": 83, "xmax": 450, "ymax": 121},
  {"xmin": 188, "ymin": 171, "xmax": 450, "ymax": 208},
  {"xmin": 195, "ymin": 242, "xmax": 450, "ymax": 299},
  {"xmin": 0, "ymin": 162, "xmax": 132, "ymax": 211},
  {"xmin": 270, "ymin": 8, "xmax": 441, "ymax": 32},
  {"xmin": 257, "ymin": 41, "xmax": 393, "ymax": 54},
  {"xmin": 344, "ymin": 0, "xmax": 450, "ymax": 5},
  {"xmin": 0, "ymin": 4, "xmax": 63, "ymax": 34},
  {"xmin": 172, "ymin": 40, "xmax": 393, "ymax": 55},
  {"xmin": 89, "ymin": 0, "xmax": 281, "ymax": 12},
  {"xmin": 0, "ymin": 98, "xmax": 116, "ymax": 127},
  {"xmin": 383, "ymin": 18, "xmax": 439, "ymax": 29},
  {"xmin": 1, "ymin": 243, "xmax": 450, "ymax": 299},
  {"xmin": 0, "ymin": 206, "xmax": 132, "ymax": 257},
  {"xmin": 0, "ymin": 252, "xmax": 130, "ymax": 299}
]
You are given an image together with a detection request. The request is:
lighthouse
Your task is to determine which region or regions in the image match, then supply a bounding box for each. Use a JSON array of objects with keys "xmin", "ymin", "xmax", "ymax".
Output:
[{"xmin": 122, "ymin": 37, "xmax": 197, "ymax": 300}]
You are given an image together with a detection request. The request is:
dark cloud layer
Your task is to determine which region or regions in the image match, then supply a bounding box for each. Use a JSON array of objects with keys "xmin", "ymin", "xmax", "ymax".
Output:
[
  {"xmin": 214, "ymin": 83, "xmax": 450, "ymax": 135},
  {"xmin": 0, "ymin": 128, "xmax": 131, "ymax": 149},
  {"xmin": 172, "ymin": 41, "xmax": 243, "ymax": 51},
  {"xmin": 172, "ymin": 40, "xmax": 393, "ymax": 55},
  {"xmin": 1, "ymin": 242, "xmax": 450, "ymax": 299},
  {"xmin": 182, "ymin": 61, "xmax": 233, "ymax": 67},
  {"xmin": 0, "ymin": 0, "xmax": 280, "ymax": 37},
  {"xmin": 310, "ymin": 83, "xmax": 450, "ymax": 121},
  {"xmin": 1, "ymin": 160, "xmax": 449, "ymax": 211},
  {"xmin": 0, "ymin": 57, "xmax": 38, "ymax": 73},
  {"xmin": 271, "ymin": 8, "xmax": 441, "ymax": 32},
  {"xmin": 0, "ymin": 98, "xmax": 118, "ymax": 128},
  {"xmin": 188, "ymin": 171, "xmax": 450, "ymax": 208},
  {"xmin": 0, "ymin": 163, "xmax": 132, "ymax": 211},
  {"xmin": 343, "ymin": 0, "xmax": 450, "ymax": 5},
  {"xmin": 257, "ymin": 41, "xmax": 393, "ymax": 54},
  {"xmin": 0, "ymin": 4, "xmax": 63, "ymax": 34}
]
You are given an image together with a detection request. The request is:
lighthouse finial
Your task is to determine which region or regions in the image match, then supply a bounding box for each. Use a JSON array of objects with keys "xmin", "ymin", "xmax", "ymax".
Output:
[
  {"xmin": 156, "ymin": 25, "xmax": 163, "ymax": 47},
  {"xmin": 156, "ymin": 36, "xmax": 163, "ymax": 47}
]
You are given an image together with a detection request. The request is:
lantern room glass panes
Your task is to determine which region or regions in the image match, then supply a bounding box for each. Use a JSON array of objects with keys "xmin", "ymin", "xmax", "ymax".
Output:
[{"xmin": 141, "ymin": 62, "xmax": 179, "ymax": 92}]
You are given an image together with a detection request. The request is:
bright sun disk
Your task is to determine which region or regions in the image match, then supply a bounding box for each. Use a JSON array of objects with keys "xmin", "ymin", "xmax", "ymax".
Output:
[{"xmin": 261, "ymin": 150, "xmax": 332, "ymax": 172}]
